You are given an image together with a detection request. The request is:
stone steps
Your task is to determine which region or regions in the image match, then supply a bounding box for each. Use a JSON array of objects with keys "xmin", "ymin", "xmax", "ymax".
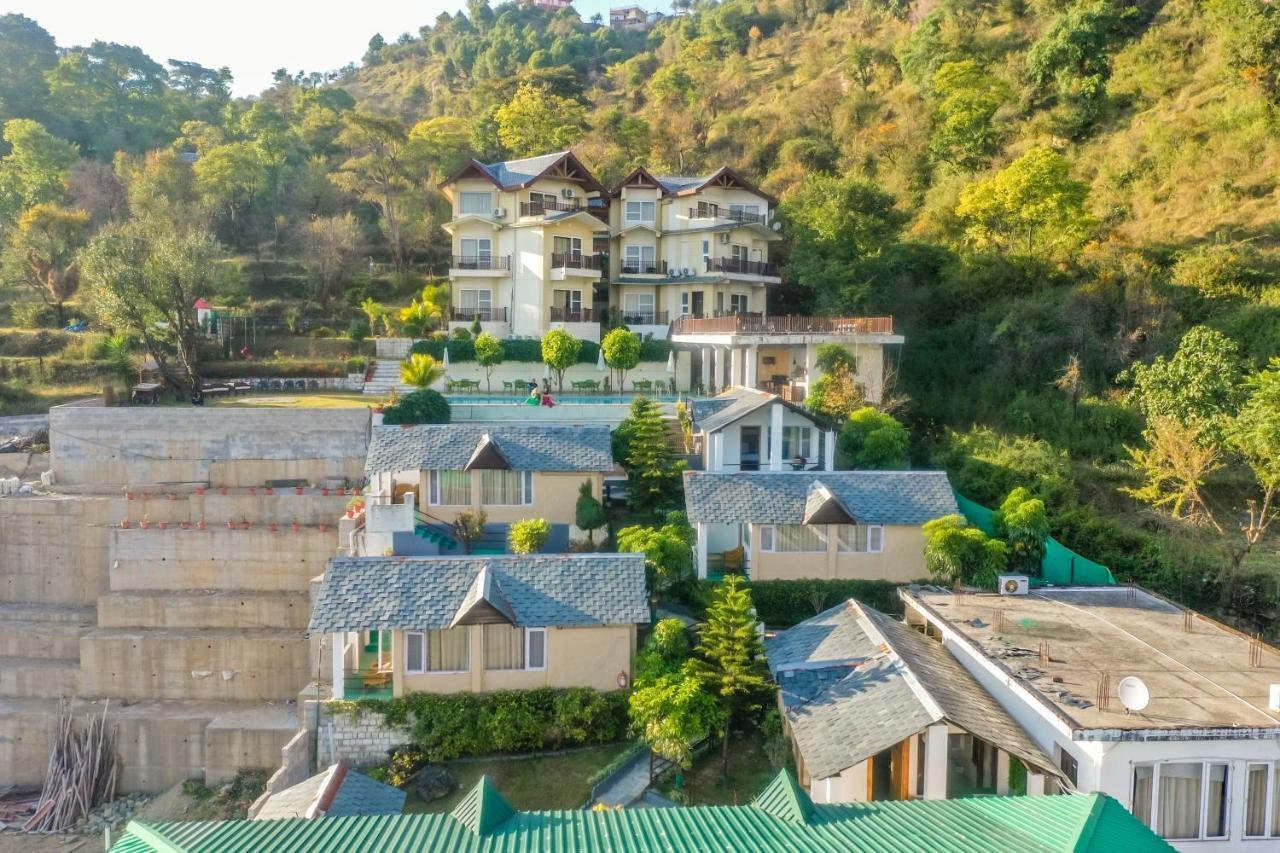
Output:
[
  {"xmin": 0, "ymin": 657, "xmax": 80, "ymax": 699},
  {"xmin": 363, "ymin": 359, "xmax": 410, "ymax": 395}
]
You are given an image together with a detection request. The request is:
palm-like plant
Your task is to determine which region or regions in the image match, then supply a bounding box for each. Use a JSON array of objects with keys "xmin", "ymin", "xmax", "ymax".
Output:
[
  {"xmin": 400, "ymin": 352, "xmax": 444, "ymax": 389},
  {"xmin": 360, "ymin": 297, "xmax": 386, "ymax": 333},
  {"xmin": 101, "ymin": 333, "xmax": 139, "ymax": 387}
]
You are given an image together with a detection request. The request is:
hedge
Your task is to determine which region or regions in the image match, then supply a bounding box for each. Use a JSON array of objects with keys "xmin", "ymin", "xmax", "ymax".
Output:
[
  {"xmin": 698, "ymin": 578, "xmax": 906, "ymax": 627},
  {"xmin": 339, "ymin": 687, "xmax": 629, "ymax": 761},
  {"xmin": 411, "ymin": 336, "xmax": 671, "ymax": 365}
]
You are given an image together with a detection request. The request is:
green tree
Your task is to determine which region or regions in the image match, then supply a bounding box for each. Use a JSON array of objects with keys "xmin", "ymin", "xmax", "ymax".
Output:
[
  {"xmin": 540, "ymin": 328, "xmax": 581, "ymax": 393},
  {"xmin": 628, "ymin": 664, "xmax": 724, "ymax": 770},
  {"xmin": 298, "ymin": 213, "xmax": 361, "ymax": 307},
  {"xmin": 5, "ymin": 203, "xmax": 90, "ymax": 326},
  {"xmin": 508, "ymin": 518, "xmax": 551, "ymax": 553},
  {"xmin": 574, "ymin": 480, "xmax": 607, "ymax": 544},
  {"xmin": 922, "ymin": 515, "xmax": 1009, "ymax": 588},
  {"xmin": 1124, "ymin": 326, "xmax": 1245, "ymax": 439},
  {"xmin": 1207, "ymin": 0, "xmax": 1280, "ymax": 98},
  {"xmin": 839, "ymin": 407, "xmax": 909, "ymax": 469},
  {"xmin": 193, "ymin": 141, "xmax": 268, "ymax": 243},
  {"xmin": 601, "ymin": 327, "xmax": 641, "ymax": 391},
  {"xmin": 474, "ymin": 331, "xmax": 505, "ymax": 392},
  {"xmin": 994, "ymin": 487, "xmax": 1049, "ymax": 573},
  {"xmin": 400, "ymin": 352, "xmax": 445, "ymax": 389},
  {"xmin": 687, "ymin": 575, "xmax": 770, "ymax": 774},
  {"xmin": 621, "ymin": 395, "xmax": 685, "ymax": 514},
  {"xmin": 494, "ymin": 83, "xmax": 587, "ymax": 156},
  {"xmin": 0, "ymin": 15, "xmax": 57, "ymax": 124},
  {"xmin": 616, "ymin": 515, "xmax": 695, "ymax": 595},
  {"xmin": 332, "ymin": 113, "xmax": 418, "ymax": 272},
  {"xmin": 807, "ymin": 363, "xmax": 865, "ymax": 421},
  {"xmin": 955, "ymin": 147, "xmax": 1092, "ymax": 256},
  {"xmin": 0, "ymin": 119, "xmax": 77, "ymax": 225},
  {"xmin": 929, "ymin": 60, "xmax": 1007, "ymax": 169},
  {"xmin": 382, "ymin": 389, "xmax": 451, "ymax": 425}
]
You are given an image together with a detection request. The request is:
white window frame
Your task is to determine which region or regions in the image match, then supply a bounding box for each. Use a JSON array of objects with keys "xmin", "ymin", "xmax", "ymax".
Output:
[
  {"xmin": 624, "ymin": 244, "xmax": 656, "ymax": 271},
  {"xmin": 680, "ymin": 292, "xmax": 690, "ymax": 316},
  {"xmin": 868, "ymin": 525, "xmax": 883, "ymax": 553},
  {"xmin": 460, "ymin": 237, "xmax": 492, "ymax": 262},
  {"xmin": 1132, "ymin": 760, "xmax": 1232, "ymax": 841},
  {"xmin": 624, "ymin": 293, "xmax": 655, "ymax": 319},
  {"xmin": 459, "ymin": 289, "xmax": 492, "ymax": 316},
  {"xmin": 1244, "ymin": 761, "xmax": 1279, "ymax": 839},
  {"xmin": 480, "ymin": 469, "xmax": 533, "ymax": 506},
  {"xmin": 728, "ymin": 202, "xmax": 761, "ymax": 218},
  {"xmin": 625, "ymin": 200, "xmax": 655, "ymax": 222},
  {"xmin": 525, "ymin": 628, "xmax": 547, "ymax": 671},
  {"xmin": 405, "ymin": 631, "xmax": 425, "ymax": 674},
  {"xmin": 836, "ymin": 524, "xmax": 884, "ymax": 554},
  {"xmin": 459, "ymin": 192, "xmax": 492, "ymax": 216},
  {"xmin": 758, "ymin": 524, "xmax": 827, "ymax": 553},
  {"xmin": 429, "ymin": 470, "xmax": 472, "ymax": 506}
]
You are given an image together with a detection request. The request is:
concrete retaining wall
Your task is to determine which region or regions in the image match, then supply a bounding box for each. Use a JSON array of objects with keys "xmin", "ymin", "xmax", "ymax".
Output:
[
  {"xmin": 98, "ymin": 591, "xmax": 310, "ymax": 630},
  {"xmin": 49, "ymin": 406, "xmax": 370, "ymax": 487},
  {"xmin": 247, "ymin": 728, "xmax": 314, "ymax": 818},
  {"xmin": 316, "ymin": 705, "xmax": 408, "ymax": 769},
  {"xmin": 0, "ymin": 497, "xmax": 112, "ymax": 605}
]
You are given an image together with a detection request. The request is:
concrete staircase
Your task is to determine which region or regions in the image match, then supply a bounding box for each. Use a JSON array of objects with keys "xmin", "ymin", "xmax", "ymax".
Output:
[{"xmin": 363, "ymin": 359, "xmax": 407, "ymax": 395}]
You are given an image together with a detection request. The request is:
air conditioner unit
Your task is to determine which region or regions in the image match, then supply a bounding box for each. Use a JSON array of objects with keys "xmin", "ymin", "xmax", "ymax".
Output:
[
  {"xmin": 682, "ymin": 267, "xmax": 693, "ymax": 277},
  {"xmin": 719, "ymin": 233, "xmax": 731, "ymax": 244},
  {"xmin": 561, "ymin": 188, "xmax": 576, "ymax": 198},
  {"xmin": 998, "ymin": 575, "xmax": 1029, "ymax": 596},
  {"xmin": 493, "ymin": 207, "xmax": 506, "ymax": 218}
]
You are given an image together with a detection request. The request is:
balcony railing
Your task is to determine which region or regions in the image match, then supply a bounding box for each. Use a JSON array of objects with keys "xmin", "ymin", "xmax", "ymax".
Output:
[
  {"xmin": 450, "ymin": 306, "xmax": 509, "ymax": 323},
  {"xmin": 551, "ymin": 252, "xmax": 603, "ymax": 271},
  {"xmin": 619, "ymin": 310, "xmax": 670, "ymax": 326},
  {"xmin": 520, "ymin": 199, "xmax": 582, "ymax": 217},
  {"xmin": 550, "ymin": 306, "xmax": 599, "ymax": 323},
  {"xmin": 450, "ymin": 255, "xmax": 510, "ymax": 271},
  {"xmin": 671, "ymin": 314, "xmax": 895, "ymax": 336},
  {"xmin": 688, "ymin": 205, "xmax": 768, "ymax": 225},
  {"xmin": 707, "ymin": 257, "xmax": 779, "ymax": 277},
  {"xmin": 621, "ymin": 259, "xmax": 667, "ymax": 275}
]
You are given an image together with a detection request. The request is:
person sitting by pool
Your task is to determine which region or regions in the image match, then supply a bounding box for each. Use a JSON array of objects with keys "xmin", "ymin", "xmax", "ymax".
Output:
[
  {"xmin": 524, "ymin": 387, "xmax": 542, "ymax": 406},
  {"xmin": 540, "ymin": 389, "xmax": 556, "ymax": 407}
]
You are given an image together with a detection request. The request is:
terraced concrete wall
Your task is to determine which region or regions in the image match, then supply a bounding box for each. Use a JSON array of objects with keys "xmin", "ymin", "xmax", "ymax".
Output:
[
  {"xmin": 109, "ymin": 528, "xmax": 337, "ymax": 592},
  {"xmin": 49, "ymin": 406, "xmax": 370, "ymax": 487},
  {"xmin": 0, "ymin": 497, "xmax": 112, "ymax": 605}
]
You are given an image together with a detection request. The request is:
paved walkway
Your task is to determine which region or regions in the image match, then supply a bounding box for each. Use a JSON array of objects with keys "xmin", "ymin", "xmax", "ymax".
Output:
[{"xmin": 591, "ymin": 749, "xmax": 653, "ymax": 808}]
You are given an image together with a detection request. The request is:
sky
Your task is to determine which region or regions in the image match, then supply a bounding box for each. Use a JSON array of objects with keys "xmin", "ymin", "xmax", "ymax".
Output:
[{"xmin": 3, "ymin": 0, "xmax": 622, "ymax": 97}]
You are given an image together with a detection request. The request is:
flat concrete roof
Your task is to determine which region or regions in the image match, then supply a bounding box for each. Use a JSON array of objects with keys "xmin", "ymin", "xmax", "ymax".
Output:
[{"xmin": 904, "ymin": 586, "xmax": 1280, "ymax": 736}]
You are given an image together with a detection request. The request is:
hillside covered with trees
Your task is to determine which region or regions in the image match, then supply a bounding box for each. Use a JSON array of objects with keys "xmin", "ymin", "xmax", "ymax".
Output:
[{"xmin": 0, "ymin": 0, "xmax": 1277, "ymax": 627}]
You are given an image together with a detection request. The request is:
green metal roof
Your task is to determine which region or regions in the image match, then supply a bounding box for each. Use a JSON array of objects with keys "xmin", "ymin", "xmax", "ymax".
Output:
[{"xmin": 111, "ymin": 772, "xmax": 1171, "ymax": 853}]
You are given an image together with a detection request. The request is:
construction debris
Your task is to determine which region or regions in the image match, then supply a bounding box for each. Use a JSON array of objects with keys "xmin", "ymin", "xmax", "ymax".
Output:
[{"xmin": 22, "ymin": 700, "xmax": 120, "ymax": 834}]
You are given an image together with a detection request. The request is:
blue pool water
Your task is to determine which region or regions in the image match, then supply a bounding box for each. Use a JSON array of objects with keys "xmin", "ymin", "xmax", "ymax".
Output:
[{"xmin": 445, "ymin": 394, "xmax": 679, "ymax": 405}]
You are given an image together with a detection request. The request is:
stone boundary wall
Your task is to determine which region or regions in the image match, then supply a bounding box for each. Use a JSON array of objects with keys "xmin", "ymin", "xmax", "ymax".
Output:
[
  {"xmin": 316, "ymin": 705, "xmax": 408, "ymax": 770},
  {"xmin": 247, "ymin": 728, "xmax": 314, "ymax": 819},
  {"xmin": 49, "ymin": 406, "xmax": 370, "ymax": 487}
]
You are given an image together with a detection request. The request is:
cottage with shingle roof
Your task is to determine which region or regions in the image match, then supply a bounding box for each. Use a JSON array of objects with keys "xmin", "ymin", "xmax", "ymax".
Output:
[
  {"xmin": 683, "ymin": 469, "xmax": 957, "ymax": 581},
  {"xmin": 310, "ymin": 553, "xmax": 648, "ymax": 699},
  {"xmin": 767, "ymin": 599, "xmax": 1062, "ymax": 804},
  {"xmin": 362, "ymin": 424, "xmax": 615, "ymax": 557},
  {"xmin": 689, "ymin": 386, "xmax": 837, "ymax": 473}
]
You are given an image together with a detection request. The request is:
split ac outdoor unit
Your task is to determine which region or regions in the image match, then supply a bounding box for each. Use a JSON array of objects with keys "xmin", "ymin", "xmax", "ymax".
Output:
[
  {"xmin": 493, "ymin": 207, "xmax": 507, "ymax": 218},
  {"xmin": 999, "ymin": 575, "xmax": 1029, "ymax": 596},
  {"xmin": 561, "ymin": 188, "xmax": 576, "ymax": 198},
  {"xmin": 682, "ymin": 267, "xmax": 693, "ymax": 277}
]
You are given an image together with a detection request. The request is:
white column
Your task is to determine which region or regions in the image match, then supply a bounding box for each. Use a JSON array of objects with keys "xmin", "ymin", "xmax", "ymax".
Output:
[
  {"xmin": 996, "ymin": 749, "xmax": 1010, "ymax": 796},
  {"xmin": 804, "ymin": 343, "xmax": 818, "ymax": 383},
  {"xmin": 730, "ymin": 347, "xmax": 743, "ymax": 389},
  {"xmin": 746, "ymin": 345, "xmax": 759, "ymax": 388},
  {"xmin": 712, "ymin": 431, "xmax": 725, "ymax": 472},
  {"xmin": 824, "ymin": 430, "xmax": 836, "ymax": 471},
  {"xmin": 769, "ymin": 403, "xmax": 784, "ymax": 471},
  {"xmin": 696, "ymin": 522, "xmax": 709, "ymax": 579},
  {"xmin": 330, "ymin": 633, "xmax": 345, "ymax": 700},
  {"xmin": 923, "ymin": 723, "xmax": 949, "ymax": 799},
  {"xmin": 721, "ymin": 346, "xmax": 732, "ymax": 389},
  {"xmin": 1027, "ymin": 772, "xmax": 1046, "ymax": 796},
  {"xmin": 700, "ymin": 347, "xmax": 711, "ymax": 391}
]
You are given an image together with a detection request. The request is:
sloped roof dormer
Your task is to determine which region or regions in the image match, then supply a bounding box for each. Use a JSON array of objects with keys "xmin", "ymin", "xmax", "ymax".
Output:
[
  {"xmin": 450, "ymin": 775, "xmax": 516, "ymax": 836},
  {"xmin": 449, "ymin": 565, "xmax": 518, "ymax": 627},
  {"xmin": 465, "ymin": 433, "xmax": 511, "ymax": 471},
  {"xmin": 803, "ymin": 481, "xmax": 858, "ymax": 526}
]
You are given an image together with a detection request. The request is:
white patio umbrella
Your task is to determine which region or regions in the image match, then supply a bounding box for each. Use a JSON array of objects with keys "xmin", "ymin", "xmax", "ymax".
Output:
[
  {"xmin": 597, "ymin": 348, "xmax": 606, "ymax": 372},
  {"xmin": 543, "ymin": 362, "xmax": 551, "ymax": 380},
  {"xmin": 666, "ymin": 350, "xmax": 676, "ymax": 374},
  {"xmin": 442, "ymin": 346, "xmax": 451, "ymax": 371}
]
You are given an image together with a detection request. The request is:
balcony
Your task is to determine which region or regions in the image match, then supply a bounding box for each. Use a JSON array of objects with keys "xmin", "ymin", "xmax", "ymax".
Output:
[
  {"xmin": 520, "ymin": 199, "xmax": 582, "ymax": 217},
  {"xmin": 549, "ymin": 306, "xmax": 600, "ymax": 323},
  {"xmin": 620, "ymin": 259, "xmax": 667, "ymax": 277},
  {"xmin": 688, "ymin": 205, "xmax": 768, "ymax": 226},
  {"xmin": 450, "ymin": 307, "xmax": 508, "ymax": 323},
  {"xmin": 618, "ymin": 309, "xmax": 670, "ymax": 326},
  {"xmin": 706, "ymin": 257, "xmax": 779, "ymax": 278},
  {"xmin": 671, "ymin": 314, "xmax": 895, "ymax": 337},
  {"xmin": 550, "ymin": 252, "xmax": 604, "ymax": 280},
  {"xmin": 450, "ymin": 255, "xmax": 511, "ymax": 276}
]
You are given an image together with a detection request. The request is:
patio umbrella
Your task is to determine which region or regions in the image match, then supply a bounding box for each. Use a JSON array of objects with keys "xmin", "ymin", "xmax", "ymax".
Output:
[
  {"xmin": 597, "ymin": 348, "xmax": 606, "ymax": 372},
  {"xmin": 442, "ymin": 346, "xmax": 451, "ymax": 372},
  {"xmin": 666, "ymin": 351, "xmax": 676, "ymax": 373},
  {"xmin": 543, "ymin": 362, "xmax": 551, "ymax": 380}
]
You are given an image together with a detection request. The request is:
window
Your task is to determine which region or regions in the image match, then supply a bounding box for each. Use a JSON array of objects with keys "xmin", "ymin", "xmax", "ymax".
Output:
[
  {"xmin": 728, "ymin": 202, "xmax": 761, "ymax": 221},
  {"xmin": 480, "ymin": 469, "xmax": 532, "ymax": 505},
  {"xmin": 624, "ymin": 244, "xmax": 656, "ymax": 273},
  {"xmin": 701, "ymin": 240, "xmax": 711, "ymax": 259},
  {"xmin": 680, "ymin": 292, "xmax": 690, "ymax": 315},
  {"xmin": 625, "ymin": 200, "xmax": 655, "ymax": 222},
  {"xmin": 731, "ymin": 244, "xmax": 750, "ymax": 262},
  {"xmin": 430, "ymin": 470, "xmax": 471, "ymax": 506},
  {"xmin": 782, "ymin": 426, "xmax": 811, "ymax": 460},
  {"xmin": 760, "ymin": 524, "xmax": 827, "ymax": 552},
  {"xmin": 836, "ymin": 525, "xmax": 884, "ymax": 553},
  {"xmin": 553, "ymin": 235, "xmax": 582, "ymax": 261},
  {"xmin": 1244, "ymin": 762, "xmax": 1280, "ymax": 838},
  {"xmin": 730, "ymin": 294, "xmax": 749, "ymax": 314},
  {"xmin": 1133, "ymin": 761, "xmax": 1231, "ymax": 841},
  {"xmin": 484, "ymin": 624, "xmax": 546, "ymax": 671},
  {"xmin": 458, "ymin": 289, "xmax": 491, "ymax": 318},
  {"xmin": 529, "ymin": 190, "xmax": 556, "ymax": 211},
  {"xmin": 459, "ymin": 192, "xmax": 492, "ymax": 215},
  {"xmin": 425, "ymin": 627, "xmax": 469, "ymax": 672},
  {"xmin": 459, "ymin": 238, "xmax": 491, "ymax": 264},
  {"xmin": 405, "ymin": 632, "xmax": 425, "ymax": 674},
  {"xmin": 1058, "ymin": 748, "xmax": 1079, "ymax": 788},
  {"xmin": 623, "ymin": 293, "xmax": 655, "ymax": 323},
  {"xmin": 526, "ymin": 628, "xmax": 547, "ymax": 670}
]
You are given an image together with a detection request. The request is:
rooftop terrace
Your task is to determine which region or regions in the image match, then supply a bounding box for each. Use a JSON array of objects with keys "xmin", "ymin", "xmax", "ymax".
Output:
[{"xmin": 904, "ymin": 586, "xmax": 1280, "ymax": 737}]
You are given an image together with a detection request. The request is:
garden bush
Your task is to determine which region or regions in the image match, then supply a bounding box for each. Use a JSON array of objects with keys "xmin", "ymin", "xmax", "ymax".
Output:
[
  {"xmin": 411, "ymin": 336, "xmax": 671, "ymax": 365},
  {"xmin": 382, "ymin": 389, "xmax": 451, "ymax": 424},
  {"xmin": 696, "ymin": 578, "xmax": 905, "ymax": 626},
  {"xmin": 345, "ymin": 687, "xmax": 629, "ymax": 761}
]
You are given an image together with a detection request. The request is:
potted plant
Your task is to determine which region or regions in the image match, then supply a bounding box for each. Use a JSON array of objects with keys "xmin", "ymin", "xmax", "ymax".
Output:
[
  {"xmin": 139, "ymin": 515, "xmax": 151, "ymax": 530},
  {"xmin": 269, "ymin": 521, "xmax": 279, "ymax": 532},
  {"xmin": 120, "ymin": 519, "xmax": 132, "ymax": 529},
  {"xmin": 291, "ymin": 519, "xmax": 301, "ymax": 532},
  {"xmin": 123, "ymin": 487, "xmax": 134, "ymax": 501},
  {"xmin": 264, "ymin": 483, "xmax": 275, "ymax": 495},
  {"xmin": 382, "ymin": 546, "xmax": 394, "ymax": 556},
  {"xmin": 179, "ymin": 520, "xmax": 190, "ymax": 529},
  {"xmin": 195, "ymin": 486, "xmax": 206, "ymax": 496},
  {"xmin": 167, "ymin": 492, "xmax": 177, "ymax": 501},
  {"xmin": 293, "ymin": 484, "xmax": 305, "ymax": 495},
  {"xmin": 239, "ymin": 519, "xmax": 251, "ymax": 530},
  {"xmin": 322, "ymin": 486, "xmax": 330, "ymax": 496},
  {"xmin": 197, "ymin": 519, "xmax": 207, "ymax": 530},
  {"xmin": 227, "ymin": 520, "xmax": 236, "ymax": 529},
  {"xmin": 219, "ymin": 486, "xmax": 229, "ymax": 496},
  {"xmin": 345, "ymin": 496, "xmax": 364, "ymax": 518}
]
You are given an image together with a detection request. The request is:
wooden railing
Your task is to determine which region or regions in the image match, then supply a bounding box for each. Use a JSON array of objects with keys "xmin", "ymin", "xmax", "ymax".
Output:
[
  {"xmin": 520, "ymin": 199, "xmax": 581, "ymax": 217},
  {"xmin": 551, "ymin": 252, "xmax": 603, "ymax": 271},
  {"xmin": 688, "ymin": 205, "xmax": 768, "ymax": 225},
  {"xmin": 621, "ymin": 259, "xmax": 667, "ymax": 275},
  {"xmin": 549, "ymin": 306, "xmax": 599, "ymax": 323},
  {"xmin": 671, "ymin": 314, "xmax": 895, "ymax": 336},
  {"xmin": 706, "ymin": 257, "xmax": 779, "ymax": 277},
  {"xmin": 450, "ymin": 307, "xmax": 508, "ymax": 322},
  {"xmin": 450, "ymin": 255, "xmax": 510, "ymax": 271},
  {"xmin": 618, "ymin": 310, "xmax": 670, "ymax": 326}
]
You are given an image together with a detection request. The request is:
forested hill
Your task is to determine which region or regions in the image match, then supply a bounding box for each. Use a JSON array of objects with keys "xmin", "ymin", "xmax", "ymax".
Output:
[{"xmin": 0, "ymin": 1, "xmax": 1278, "ymax": 623}]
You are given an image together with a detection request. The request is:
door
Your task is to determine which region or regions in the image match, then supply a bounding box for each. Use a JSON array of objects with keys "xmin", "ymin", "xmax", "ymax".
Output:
[
  {"xmin": 554, "ymin": 289, "xmax": 582, "ymax": 321},
  {"xmin": 554, "ymin": 235, "xmax": 582, "ymax": 266},
  {"xmin": 691, "ymin": 291, "xmax": 704, "ymax": 318},
  {"xmin": 740, "ymin": 426, "xmax": 760, "ymax": 471}
]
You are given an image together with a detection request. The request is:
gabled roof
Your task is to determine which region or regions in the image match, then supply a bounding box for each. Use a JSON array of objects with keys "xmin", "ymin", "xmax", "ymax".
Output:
[
  {"xmin": 802, "ymin": 481, "xmax": 856, "ymax": 525},
  {"xmin": 767, "ymin": 601, "xmax": 1059, "ymax": 783},
  {"xmin": 610, "ymin": 165, "xmax": 777, "ymax": 205},
  {"xmin": 365, "ymin": 424, "xmax": 613, "ymax": 475},
  {"xmin": 751, "ymin": 771, "xmax": 815, "ymax": 825},
  {"xmin": 684, "ymin": 470, "xmax": 958, "ymax": 526},
  {"xmin": 253, "ymin": 764, "xmax": 405, "ymax": 821},
  {"xmin": 308, "ymin": 554, "xmax": 649, "ymax": 634},
  {"xmin": 450, "ymin": 777, "xmax": 514, "ymax": 836},
  {"xmin": 441, "ymin": 150, "xmax": 606, "ymax": 194},
  {"xmin": 464, "ymin": 434, "xmax": 510, "ymax": 470},
  {"xmin": 111, "ymin": 777, "xmax": 1172, "ymax": 852},
  {"xmin": 449, "ymin": 566, "xmax": 517, "ymax": 627},
  {"xmin": 690, "ymin": 387, "xmax": 824, "ymax": 434}
]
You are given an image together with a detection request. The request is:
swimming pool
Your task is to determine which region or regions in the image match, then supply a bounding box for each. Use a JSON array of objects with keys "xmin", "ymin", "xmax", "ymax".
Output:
[{"xmin": 445, "ymin": 394, "xmax": 680, "ymax": 405}]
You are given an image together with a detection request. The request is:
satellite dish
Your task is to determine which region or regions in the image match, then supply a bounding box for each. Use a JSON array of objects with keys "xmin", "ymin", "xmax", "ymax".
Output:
[{"xmin": 1117, "ymin": 676, "xmax": 1150, "ymax": 714}]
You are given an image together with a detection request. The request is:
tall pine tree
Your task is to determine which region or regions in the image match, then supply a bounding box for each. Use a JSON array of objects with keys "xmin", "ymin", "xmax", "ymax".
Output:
[{"xmin": 622, "ymin": 395, "xmax": 685, "ymax": 514}]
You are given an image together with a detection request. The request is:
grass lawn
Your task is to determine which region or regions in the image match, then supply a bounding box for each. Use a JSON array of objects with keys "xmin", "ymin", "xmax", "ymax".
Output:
[
  {"xmin": 403, "ymin": 742, "xmax": 631, "ymax": 814},
  {"xmin": 664, "ymin": 732, "xmax": 788, "ymax": 806},
  {"xmin": 208, "ymin": 392, "xmax": 377, "ymax": 409},
  {"xmin": 0, "ymin": 384, "xmax": 103, "ymax": 416}
]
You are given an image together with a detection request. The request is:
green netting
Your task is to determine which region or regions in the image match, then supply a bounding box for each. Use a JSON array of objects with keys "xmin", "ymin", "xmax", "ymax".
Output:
[{"xmin": 953, "ymin": 492, "xmax": 1116, "ymax": 586}]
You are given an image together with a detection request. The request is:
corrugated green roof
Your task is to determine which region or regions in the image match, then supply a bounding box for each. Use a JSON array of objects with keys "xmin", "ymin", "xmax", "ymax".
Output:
[{"xmin": 111, "ymin": 771, "xmax": 1172, "ymax": 853}]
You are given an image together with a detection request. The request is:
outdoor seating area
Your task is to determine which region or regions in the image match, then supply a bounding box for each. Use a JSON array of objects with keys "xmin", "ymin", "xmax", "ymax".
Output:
[
  {"xmin": 706, "ymin": 545, "xmax": 746, "ymax": 580},
  {"xmin": 446, "ymin": 378, "xmax": 482, "ymax": 392}
]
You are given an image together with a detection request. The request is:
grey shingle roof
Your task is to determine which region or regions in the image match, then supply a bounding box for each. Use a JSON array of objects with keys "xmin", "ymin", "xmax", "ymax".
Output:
[
  {"xmin": 479, "ymin": 152, "xmax": 570, "ymax": 188},
  {"xmin": 365, "ymin": 425, "xmax": 614, "ymax": 475},
  {"xmin": 254, "ymin": 766, "xmax": 405, "ymax": 820},
  {"xmin": 684, "ymin": 470, "xmax": 958, "ymax": 526},
  {"xmin": 766, "ymin": 601, "xmax": 1058, "ymax": 783},
  {"xmin": 654, "ymin": 174, "xmax": 709, "ymax": 193},
  {"xmin": 691, "ymin": 388, "xmax": 826, "ymax": 434},
  {"xmin": 308, "ymin": 554, "xmax": 649, "ymax": 633}
]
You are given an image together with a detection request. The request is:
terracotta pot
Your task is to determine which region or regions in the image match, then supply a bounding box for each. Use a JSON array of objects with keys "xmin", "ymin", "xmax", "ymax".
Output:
[
  {"xmin": 265, "ymin": 488, "xmax": 275, "ymax": 495},
  {"xmin": 197, "ymin": 521, "xmax": 207, "ymax": 530},
  {"xmin": 240, "ymin": 521, "xmax": 250, "ymax": 530},
  {"xmin": 120, "ymin": 520, "xmax": 132, "ymax": 529},
  {"xmin": 195, "ymin": 487, "xmax": 206, "ymax": 495},
  {"xmin": 125, "ymin": 492, "xmax": 134, "ymax": 501},
  {"xmin": 139, "ymin": 521, "xmax": 150, "ymax": 530},
  {"xmin": 180, "ymin": 521, "xmax": 190, "ymax": 529},
  {"xmin": 322, "ymin": 488, "xmax": 330, "ymax": 496},
  {"xmin": 167, "ymin": 493, "xmax": 177, "ymax": 501},
  {"xmin": 291, "ymin": 523, "xmax": 300, "ymax": 532},
  {"xmin": 294, "ymin": 487, "xmax": 304, "ymax": 495},
  {"xmin": 220, "ymin": 487, "xmax": 229, "ymax": 496},
  {"xmin": 227, "ymin": 521, "xmax": 236, "ymax": 529},
  {"xmin": 158, "ymin": 522, "xmax": 169, "ymax": 529},
  {"xmin": 269, "ymin": 523, "xmax": 279, "ymax": 532}
]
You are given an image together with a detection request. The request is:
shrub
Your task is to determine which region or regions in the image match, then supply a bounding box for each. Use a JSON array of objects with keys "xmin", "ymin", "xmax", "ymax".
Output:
[
  {"xmin": 347, "ymin": 319, "xmax": 371, "ymax": 342},
  {"xmin": 839, "ymin": 407, "xmax": 909, "ymax": 468},
  {"xmin": 701, "ymin": 579, "xmax": 906, "ymax": 626},
  {"xmin": 311, "ymin": 326, "xmax": 334, "ymax": 339},
  {"xmin": 382, "ymin": 389, "xmax": 451, "ymax": 424},
  {"xmin": 451, "ymin": 326, "xmax": 472, "ymax": 342},
  {"xmin": 923, "ymin": 514, "xmax": 1008, "ymax": 588},
  {"xmin": 508, "ymin": 518, "xmax": 551, "ymax": 554}
]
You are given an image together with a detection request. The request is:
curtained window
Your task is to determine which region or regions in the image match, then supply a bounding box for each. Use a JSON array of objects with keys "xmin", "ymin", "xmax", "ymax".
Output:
[
  {"xmin": 1132, "ymin": 765, "xmax": 1154, "ymax": 828},
  {"xmin": 1205, "ymin": 764, "xmax": 1228, "ymax": 838},
  {"xmin": 425, "ymin": 628, "xmax": 469, "ymax": 672},
  {"xmin": 484, "ymin": 624, "xmax": 526, "ymax": 670},
  {"xmin": 836, "ymin": 525, "xmax": 885, "ymax": 554},
  {"xmin": 481, "ymin": 470, "xmax": 531, "ymax": 505},
  {"xmin": 760, "ymin": 524, "xmax": 826, "ymax": 553},
  {"xmin": 459, "ymin": 192, "xmax": 492, "ymax": 215},
  {"xmin": 405, "ymin": 632, "xmax": 425, "ymax": 674},
  {"xmin": 1245, "ymin": 762, "xmax": 1280, "ymax": 838},
  {"xmin": 781, "ymin": 427, "xmax": 811, "ymax": 461},
  {"xmin": 1135, "ymin": 762, "xmax": 1233, "ymax": 841},
  {"xmin": 431, "ymin": 470, "xmax": 471, "ymax": 506}
]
